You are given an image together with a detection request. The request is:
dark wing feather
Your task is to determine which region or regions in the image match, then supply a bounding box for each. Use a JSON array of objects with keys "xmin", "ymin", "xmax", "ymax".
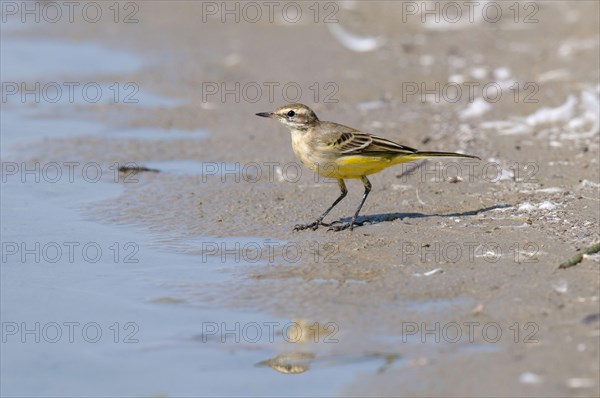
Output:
[
  {"xmin": 366, "ymin": 134, "xmax": 418, "ymax": 155},
  {"xmin": 318, "ymin": 122, "xmax": 418, "ymax": 156},
  {"xmin": 333, "ymin": 132, "xmax": 373, "ymax": 153}
]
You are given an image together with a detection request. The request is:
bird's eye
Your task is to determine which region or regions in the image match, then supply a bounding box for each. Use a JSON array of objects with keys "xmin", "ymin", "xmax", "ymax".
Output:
[{"xmin": 287, "ymin": 110, "xmax": 296, "ymax": 118}]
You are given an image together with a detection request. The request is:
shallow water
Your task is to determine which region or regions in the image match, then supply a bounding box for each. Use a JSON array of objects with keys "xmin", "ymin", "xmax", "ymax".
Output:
[
  {"xmin": 2, "ymin": 152, "xmax": 406, "ymax": 397},
  {"xmin": 1, "ymin": 38, "xmax": 143, "ymax": 81},
  {"xmin": 0, "ymin": 31, "xmax": 422, "ymax": 397}
]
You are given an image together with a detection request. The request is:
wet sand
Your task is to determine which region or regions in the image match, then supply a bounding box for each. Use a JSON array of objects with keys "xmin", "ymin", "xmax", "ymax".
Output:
[{"xmin": 2, "ymin": 1, "xmax": 599, "ymax": 397}]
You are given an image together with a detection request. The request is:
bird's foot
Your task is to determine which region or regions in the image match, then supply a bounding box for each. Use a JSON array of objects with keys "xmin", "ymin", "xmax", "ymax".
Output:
[
  {"xmin": 293, "ymin": 218, "xmax": 348, "ymax": 231},
  {"xmin": 293, "ymin": 219, "xmax": 325, "ymax": 231},
  {"xmin": 327, "ymin": 220, "xmax": 364, "ymax": 232}
]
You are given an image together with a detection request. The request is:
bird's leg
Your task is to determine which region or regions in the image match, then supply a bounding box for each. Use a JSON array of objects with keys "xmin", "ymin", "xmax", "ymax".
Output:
[
  {"xmin": 328, "ymin": 176, "xmax": 372, "ymax": 232},
  {"xmin": 294, "ymin": 179, "xmax": 347, "ymax": 231}
]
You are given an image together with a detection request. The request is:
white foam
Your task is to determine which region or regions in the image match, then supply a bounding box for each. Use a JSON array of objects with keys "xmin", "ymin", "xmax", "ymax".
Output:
[
  {"xmin": 327, "ymin": 23, "xmax": 385, "ymax": 52},
  {"xmin": 518, "ymin": 202, "xmax": 536, "ymax": 212},
  {"xmin": 526, "ymin": 95, "xmax": 577, "ymax": 126},
  {"xmin": 358, "ymin": 100, "xmax": 388, "ymax": 111},
  {"xmin": 518, "ymin": 201, "xmax": 558, "ymax": 212},
  {"xmin": 493, "ymin": 67, "xmax": 512, "ymax": 80},
  {"xmin": 579, "ymin": 180, "xmax": 600, "ymax": 189},
  {"xmin": 519, "ymin": 372, "xmax": 542, "ymax": 385},
  {"xmin": 538, "ymin": 201, "xmax": 557, "ymax": 210},
  {"xmin": 536, "ymin": 187, "xmax": 564, "ymax": 194},
  {"xmin": 537, "ymin": 69, "xmax": 570, "ymax": 83},
  {"xmin": 558, "ymin": 37, "xmax": 598, "ymax": 57},
  {"xmin": 561, "ymin": 89, "xmax": 600, "ymax": 139},
  {"xmin": 470, "ymin": 67, "xmax": 488, "ymax": 80},
  {"xmin": 448, "ymin": 74, "xmax": 465, "ymax": 84},
  {"xmin": 339, "ymin": 0, "xmax": 359, "ymax": 10},
  {"xmin": 481, "ymin": 120, "xmax": 532, "ymax": 135},
  {"xmin": 422, "ymin": 1, "xmax": 486, "ymax": 31},
  {"xmin": 481, "ymin": 88, "xmax": 599, "ymax": 139},
  {"xmin": 498, "ymin": 169, "xmax": 515, "ymax": 181},
  {"xmin": 567, "ymin": 378, "xmax": 595, "ymax": 389},
  {"xmin": 459, "ymin": 97, "xmax": 491, "ymax": 119}
]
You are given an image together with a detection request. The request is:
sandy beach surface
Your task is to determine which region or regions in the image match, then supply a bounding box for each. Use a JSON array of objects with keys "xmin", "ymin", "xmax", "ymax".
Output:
[{"xmin": 1, "ymin": 1, "xmax": 599, "ymax": 396}]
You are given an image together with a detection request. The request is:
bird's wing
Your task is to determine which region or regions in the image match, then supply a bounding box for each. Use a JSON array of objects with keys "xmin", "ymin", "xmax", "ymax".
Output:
[
  {"xmin": 365, "ymin": 134, "xmax": 418, "ymax": 155},
  {"xmin": 319, "ymin": 123, "xmax": 418, "ymax": 155},
  {"xmin": 328, "ymin": 131, "xmax": 373, "ymax": 153}
]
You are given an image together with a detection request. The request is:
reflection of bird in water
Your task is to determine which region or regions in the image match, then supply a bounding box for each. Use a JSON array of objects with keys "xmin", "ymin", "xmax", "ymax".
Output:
[
  {"xmin": 256, "ymin": 352, "xmax": 315, "ymax": 374},
  {"xmin": 256, "ymin": 320, "xmax": 402, "ymax": 375},
  {"xmin": 283, "ymin": 319, "xmax": 339, "ymax": 343},
  {"xmin": 256, "ymin": 352, "xmax": 401, "ymax": 375}
]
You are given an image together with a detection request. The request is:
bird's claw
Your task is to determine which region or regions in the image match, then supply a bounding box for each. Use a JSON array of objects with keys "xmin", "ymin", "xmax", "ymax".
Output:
[
  {"xmin": 294, "ymin": 219, "xmax": 362, "ymax": 232},
  {"xmin": 293, "ymin": 220, "xmax": 323, "ymax": 231},
  {"xmin": 321, "ymin": 219, "xmax": 342, "ymax": 227},
  {"xmin": 327, "ymin": 220, "xmax": 363, "ymax": 232}
]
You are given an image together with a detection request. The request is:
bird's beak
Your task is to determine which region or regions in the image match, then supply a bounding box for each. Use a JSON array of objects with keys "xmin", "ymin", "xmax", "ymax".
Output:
[{"xmin": 255, "ymin": 112, "xmax": 274, "ymax": 118}]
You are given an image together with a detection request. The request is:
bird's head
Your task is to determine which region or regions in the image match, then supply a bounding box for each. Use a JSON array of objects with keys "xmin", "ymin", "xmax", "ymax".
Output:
[{"xmin": 256, "ymin": 103, "xmax": 319, "ymax": 130}]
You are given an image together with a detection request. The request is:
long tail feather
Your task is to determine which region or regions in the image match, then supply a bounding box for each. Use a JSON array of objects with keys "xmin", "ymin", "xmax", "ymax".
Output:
[{"xmin": 409, "ymin": 151, "xmax": 480, "ymax": 160}]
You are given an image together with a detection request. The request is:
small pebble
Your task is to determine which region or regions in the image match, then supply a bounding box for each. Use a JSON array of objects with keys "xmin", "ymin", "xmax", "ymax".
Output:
[
  {"xmin": 423, "ymin": 268, "xmax": 444, "ymax": 276},
  {"xmin": 552, "ymin": 280, "xmax": 568, "ymax": 294},
  {"xmin": 471, "ymin": 303, "xmax": 484, "ymax": 315}
]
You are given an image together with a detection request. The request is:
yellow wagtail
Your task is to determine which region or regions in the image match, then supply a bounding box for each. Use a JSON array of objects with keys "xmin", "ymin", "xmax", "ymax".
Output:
[{"xmin": 256, "ymin": 103, "xmax": 480, "ymax": 231}]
